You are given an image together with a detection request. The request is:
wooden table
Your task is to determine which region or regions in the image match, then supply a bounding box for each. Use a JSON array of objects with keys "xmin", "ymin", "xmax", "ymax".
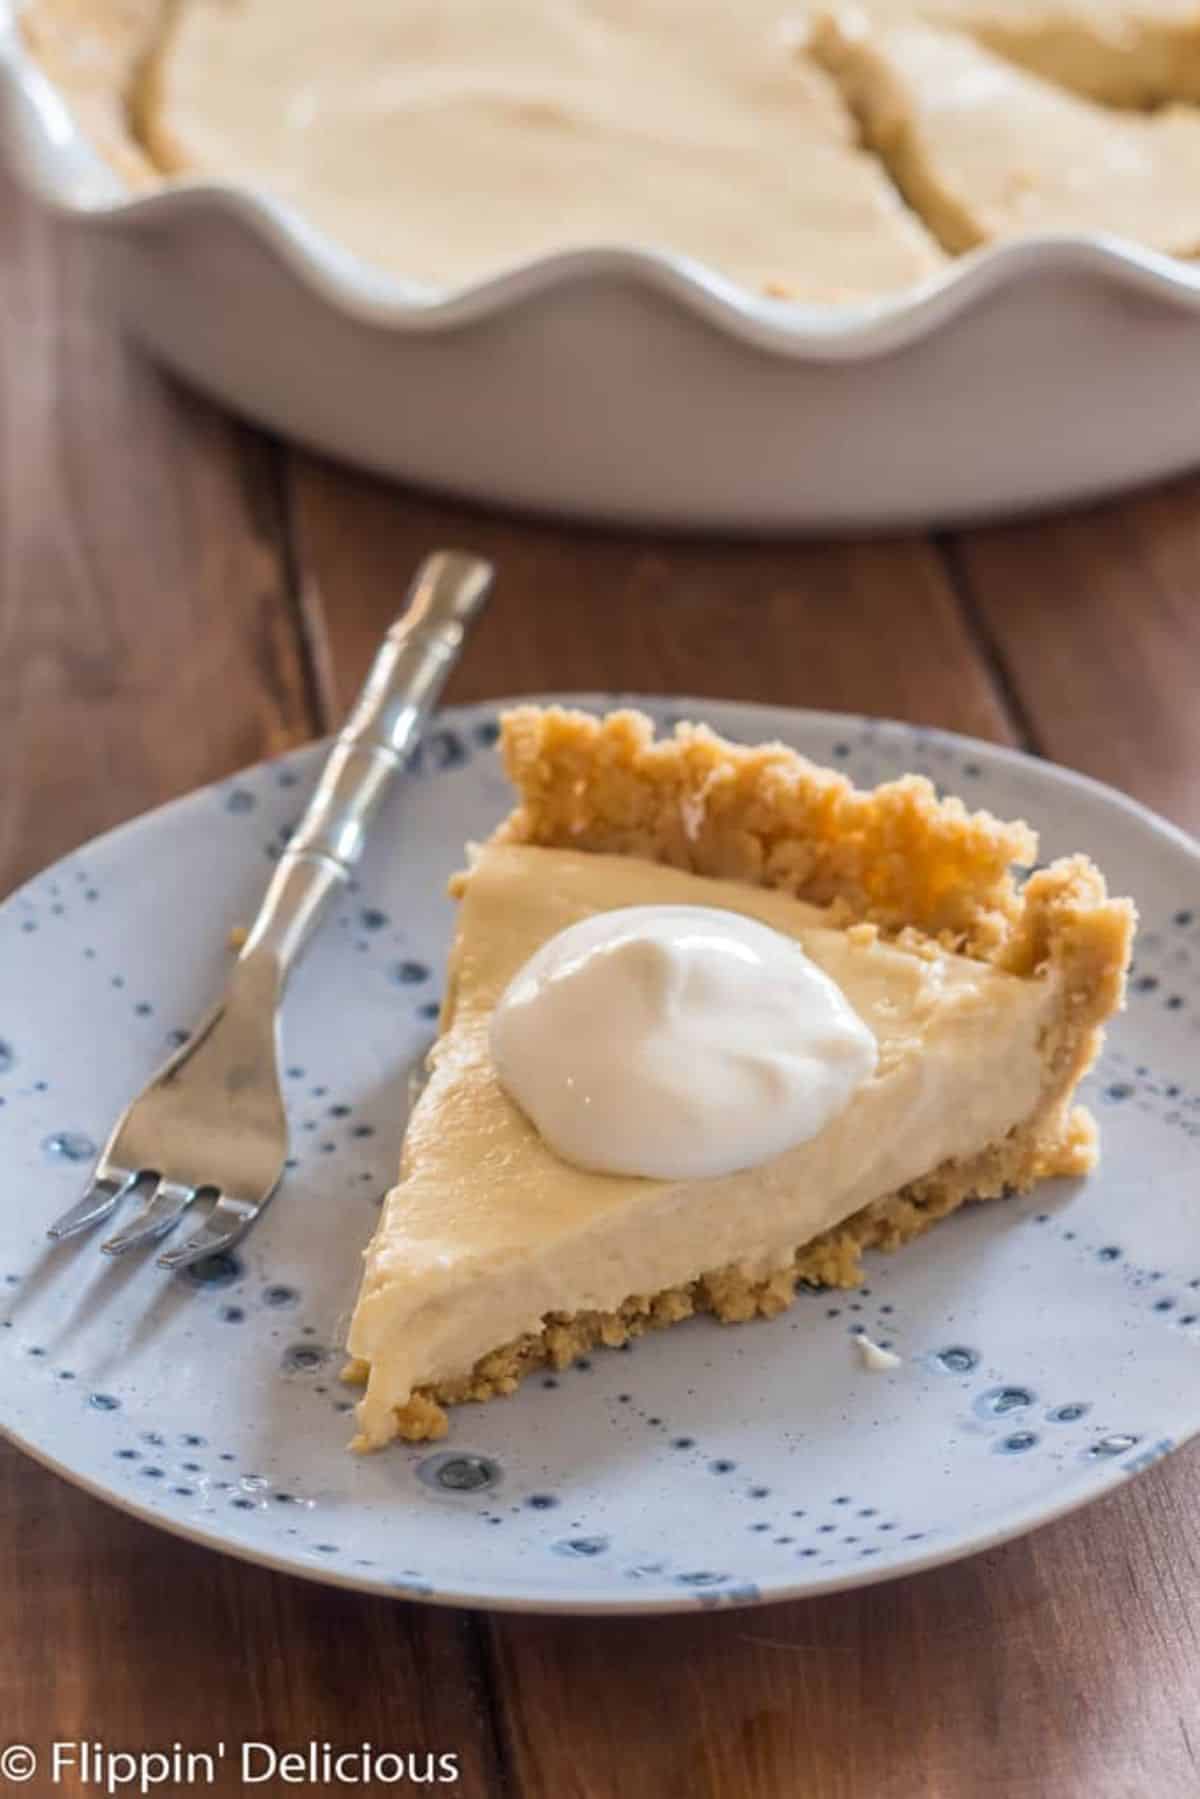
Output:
[{"xmin": 4, "ymin": 164, "xmax": 1200, "ymax": 1799}]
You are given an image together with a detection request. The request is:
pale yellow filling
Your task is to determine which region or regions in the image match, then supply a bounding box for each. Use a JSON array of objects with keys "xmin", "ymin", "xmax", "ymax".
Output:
[
  {"xmin": 25, "ymin": 0, "xmax": 1200, "ymax": 297},
  {"xmin": 139, "ymin": 0, "xmax": 945, "ymax": 298},
  {"xmin": 347, "ymin": 844, "xmax": 1060, "ymax": 1448},
  {"xmin": 852, "ymin": 0, "xmax": 1200, "ymax": 104},
  {"xmin": 813, "ymin": 10, "xmax": 1200, "ymax": 256}
]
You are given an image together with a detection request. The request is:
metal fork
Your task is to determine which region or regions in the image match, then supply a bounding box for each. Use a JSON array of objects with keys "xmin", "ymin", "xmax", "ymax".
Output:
[{"xmin": 47, "ymin": 549, "xmax": 494, "ymax": 1271}]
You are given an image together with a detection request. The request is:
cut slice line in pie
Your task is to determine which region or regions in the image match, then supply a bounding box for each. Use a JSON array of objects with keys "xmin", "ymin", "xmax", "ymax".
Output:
[
  {"xmin": 812, "ymin": 8, "xmax": 1200, "ymax": 256},
  {"xmin": 344, "ymin": 707, "xmax": 1135, "ymax": 1449}
]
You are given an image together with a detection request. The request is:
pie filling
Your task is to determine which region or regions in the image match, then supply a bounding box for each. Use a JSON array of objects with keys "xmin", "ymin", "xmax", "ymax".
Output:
[
  {"xmin": 347, "ymin": 843, "xmax": 1061, "ymax": 1447},
  {"xmin": 342, "ymin": 707, "xmax": 1134, "ymax": 1448},
  {"xmin": 812, "ymin": 10, "xmax": 1200, "ymax": 258},
  {"xmin": 22, "ymin": 0, "xmax": 1200, "ymax": 300}
]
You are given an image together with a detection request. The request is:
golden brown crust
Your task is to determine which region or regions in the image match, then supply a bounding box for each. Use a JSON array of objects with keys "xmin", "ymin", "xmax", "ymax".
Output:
[
  {"xmin": 19, "ymin": 0, "xmax": 169, "ymax": 187},
  {"xmin": 349, "ymin": 706, "xmax": 1135, "ymax": 1445},
  {"xmin": 497, "ymin": 705, "xmax": 1040, "ymax": 956}
]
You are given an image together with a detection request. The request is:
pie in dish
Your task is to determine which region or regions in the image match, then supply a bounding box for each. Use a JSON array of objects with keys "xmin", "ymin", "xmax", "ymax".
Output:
[
  {"xmin": 20, "ymin": 0, "xmax": 946, "ymax": 301},
  {"xmin": 19, "ymin": 0, "xmax": 1200, "ymax": 301},
  {"xmin": 344, "ymin": 707, "xmax": 1135, "ymax": 1448}
]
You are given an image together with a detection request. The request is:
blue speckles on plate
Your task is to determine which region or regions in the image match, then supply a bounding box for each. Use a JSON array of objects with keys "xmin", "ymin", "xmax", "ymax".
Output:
[
  {"xmin": 41, "ymin": 1131, "xmax": 96, "ymax": 1163},
  {"xmin": 995, "ymin": 1432, "xmax": 1039, "ymax": 1455},
  {"xmin": 389, "ymin": 961, "xmax": 430, "ymax": 986},
  {"xmin": 1087, "ymin": 1433, "xmax": 1141, "ymax": 1459},
  {"xmin": 975, "ymin": 1386, "xmax": 1036, "ymax": 1420},
  {"xmin": 418, "ymin": 1452, "xmax": 503, "ymax": 1495},
  {"xmin": 181, "ymin": 1252, "xmax": 243, "ymax": 1290},
  {"xmin": 418, "ymin": 728, "xmax": 468, "ymax": 773},
  {"xmin": 1, "ymin": 696, "xmax": 1199, "ymax": 1614}
]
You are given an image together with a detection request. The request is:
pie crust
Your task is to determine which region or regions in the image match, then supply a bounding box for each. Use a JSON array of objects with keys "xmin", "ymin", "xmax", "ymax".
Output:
[{"xmin": 345, "ymin": 707, "xmax": 1134, "ymax": 1443}]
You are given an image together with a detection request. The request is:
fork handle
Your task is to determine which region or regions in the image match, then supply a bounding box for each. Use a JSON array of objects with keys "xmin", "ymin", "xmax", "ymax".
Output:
[{"xmin": 238, "ymin": 550, "xmax": 494, "ymax": 975}]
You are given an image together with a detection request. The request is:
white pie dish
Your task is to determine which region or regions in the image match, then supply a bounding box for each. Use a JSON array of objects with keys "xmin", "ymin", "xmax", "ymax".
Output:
[{"xmin": 5, "ymin": 2, "xmax": 1200, "ymax": 531}]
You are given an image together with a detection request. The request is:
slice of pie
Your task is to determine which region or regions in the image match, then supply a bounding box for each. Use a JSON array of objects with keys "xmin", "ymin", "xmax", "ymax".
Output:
[{"xmin": 345, "ymin": 706, "xmax": 1134, "ymax": 1448}]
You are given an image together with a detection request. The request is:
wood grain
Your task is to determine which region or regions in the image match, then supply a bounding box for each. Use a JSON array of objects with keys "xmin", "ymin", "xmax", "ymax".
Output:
[
  {"xmin": 0, "ymin": 1448, "xmax": 497, "ymax": 1797},
  {"xmin": 484, "ymin": 1453, "xmax": 1200, "ymax": 1799},
  {"xmin": 288, "ymin": 457, "xmax": 1012, "ymax": 744},
  {"xmin": 0, "ymin": 184, "xmax": 307, "ymax": 890},
  {"xmin": 0, "ymin": 172, "xmax": 497, "ymax": 1799},
  {"xmin": 945, "ymin": 478, "xmax": 1200, "ymax": 834},
  {"xmin": 492, "ymin": 1470, "xmax": 1200, "ymax": 1799},
  {"xmin": 293, "ymin": 452, "xmax": 1200, "ymax": 1799}
]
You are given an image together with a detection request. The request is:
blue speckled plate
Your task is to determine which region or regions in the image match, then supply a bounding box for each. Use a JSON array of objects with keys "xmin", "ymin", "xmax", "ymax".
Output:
[{"xmin": 1, "ymin": 697, "xmax": 1198, "ymax": 1615}]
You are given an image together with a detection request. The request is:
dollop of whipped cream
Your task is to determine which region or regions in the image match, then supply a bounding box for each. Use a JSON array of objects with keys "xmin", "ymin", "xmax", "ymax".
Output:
[{"xmin": 489, "ymin": 905, "xmax": 878, "ymax": 1180}]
